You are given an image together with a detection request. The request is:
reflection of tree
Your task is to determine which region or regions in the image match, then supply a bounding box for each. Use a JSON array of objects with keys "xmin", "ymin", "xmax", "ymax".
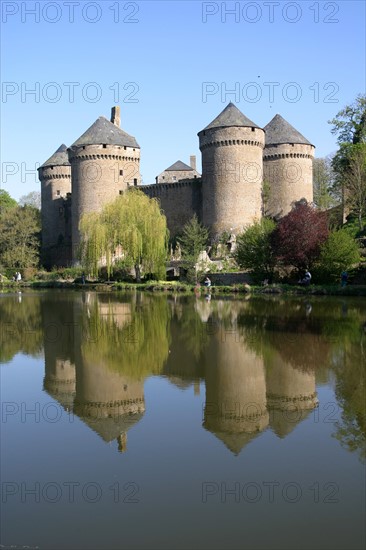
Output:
[
  {"xmin": 0, "ymin": 293, "xmax": 43, "ymax": 363},
  {"xmin": 333, "ymin": 335, "xmax": 366, "ymax": 463},
  {"xmin": 81, "ymin": 293, "xmax": 171, "ymax": 379},
  {"xmin": 236, "ymin": 297, "xmax": 364, "ymax": 372}
]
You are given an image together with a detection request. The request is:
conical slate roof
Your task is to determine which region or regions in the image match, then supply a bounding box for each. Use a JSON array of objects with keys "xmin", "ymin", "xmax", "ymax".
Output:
[
  {"xmin": 200, "ymin": 102, "xmax": 260, "ymax": 132},
  {"xmin": 70, "ymin": 116, "xmax": 140, "ymax": 149},
  {"xmin": 39, "ymin": 144, "xmax": 70, "ymax": 168},
  {"xmin": 264, "ymin": 114, "xmax": 313, "ymax": 146},
  {"xmin": 165, "ymin": 160, "xmax": 193, "ymax": 171}
]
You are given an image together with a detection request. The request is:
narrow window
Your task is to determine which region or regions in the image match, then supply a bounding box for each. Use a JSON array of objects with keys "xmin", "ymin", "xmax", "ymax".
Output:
[
  {"xmin": 56, "ymin": 190, "xmax": 60, "ymax": 196},
  {"xmin": 103, "ymin": 144, "xmax": 107, "ymax": 149},
  {"xmin": 133, "ymin": 178, "xmax": 137, "ymax": 186},
  {"xmin": 251, "ymin": 127, "xmax": 255, "ymax": 132},
  {"xmin": 120, "ymin": 170, "xmax": 123, "ymax": 176},
  {"xmin": 119, "ymin": 190, "xmax": 123, "ymax": 195}
]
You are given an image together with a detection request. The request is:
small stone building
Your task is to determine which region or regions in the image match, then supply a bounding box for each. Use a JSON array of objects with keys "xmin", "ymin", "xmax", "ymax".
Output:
[{"xmin": 155, "ymin": 157, "xmax": 201, "ymax": 183}]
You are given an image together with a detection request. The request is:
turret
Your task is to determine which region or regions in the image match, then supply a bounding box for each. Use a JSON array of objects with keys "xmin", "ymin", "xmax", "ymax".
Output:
[
  {"xmin": 38, "ymin": 144, "xmax": 72, "ymax": 268},
  {"xmin": 68, "ymin": 107, "xmax": 141, "ymax": 262},
  {"xmin": 263, "ymin": 114, "xmax": 315, "ymax": 218},
  {"xmin": 198, "ymin": 103, "xmax": 265, "ymax": 238}
]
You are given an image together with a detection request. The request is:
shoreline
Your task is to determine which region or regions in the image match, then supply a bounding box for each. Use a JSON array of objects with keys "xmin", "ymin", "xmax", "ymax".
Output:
[{"xmin": 1, "ymin": 280, "xmax": 366, "ymax": 296}]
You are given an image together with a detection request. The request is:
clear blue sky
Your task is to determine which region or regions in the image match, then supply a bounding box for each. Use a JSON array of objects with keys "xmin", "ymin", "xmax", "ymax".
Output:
[{"xmin": 1, "ymin": 0, "xmax": 365, "ymax": 199}]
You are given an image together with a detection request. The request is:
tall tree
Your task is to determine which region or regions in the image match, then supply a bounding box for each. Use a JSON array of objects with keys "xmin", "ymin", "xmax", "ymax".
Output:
[
  {"xmin": 79, "ymin": 189, "xmax": 169, "ymax": 282},
  {"xmin": 328, "ymin": 94, "xmax": 366, "ymax": 145},
  {"xmin": 272, "ymin": 201, "xmax": 329, "ymax": 272},
  {"xmin": 329, "ymin": 95, "xmax": 366, "ymax": 222},
  {"xmin": 343, "ymin": 144, "xmax": 366, "ymax": 230},
  {"xmin": 178, "ymin": 214, "xmax": 209, "ymax": 260},
  {"xmin": 0, "ymin": 205, "xmax": 41, "ymax": 268},
  {"xmin": 0, "ymin": 189, "xmax": 17, "ymax": 214},
  {"xmin": 177, "ymin": 215, "xmax": 209, "ymax": 282},
  {"xmin": 313, "ymin": 156, "xmax": 338, "ymax": 210}
]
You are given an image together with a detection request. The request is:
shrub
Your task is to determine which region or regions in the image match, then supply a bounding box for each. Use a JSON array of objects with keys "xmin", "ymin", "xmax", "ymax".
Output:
[
  {"xmin": 314, "ymin": 230, "xmax": 360, "ymax": 283},
  {"xmin": 235, "ymin": 218, "xmax": 276, "ymax": 282}
]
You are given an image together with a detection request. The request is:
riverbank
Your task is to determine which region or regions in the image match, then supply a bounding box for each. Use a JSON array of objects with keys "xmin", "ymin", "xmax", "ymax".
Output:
[{"xmin": 1, "ymin": 279, "xmax": 366, "ymax": 296}]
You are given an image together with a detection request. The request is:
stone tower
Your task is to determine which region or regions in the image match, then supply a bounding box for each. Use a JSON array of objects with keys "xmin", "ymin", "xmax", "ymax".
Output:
[
  {"xmin": 263, "ymin": 114, "xmax": 315, "ymax": 218},
  {"xmin": 198, "ymin": 102, "xmax": 265, "ymax": 238},
  {"xmin": 68, "ymin": 106, "xmax": 141, "ymax": 262},
  {"xmin": 38, "ymin": 144, "xmax": 72, "ymax": 268}
]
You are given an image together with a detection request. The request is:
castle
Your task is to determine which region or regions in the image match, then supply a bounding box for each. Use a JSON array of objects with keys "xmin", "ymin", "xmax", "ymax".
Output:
[{"xmin": 38, "ymin": 103, "xmax": 315, "ymax": 268}]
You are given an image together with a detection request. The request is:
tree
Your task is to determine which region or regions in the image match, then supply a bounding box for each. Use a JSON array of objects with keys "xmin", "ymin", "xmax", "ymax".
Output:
[
  {"xmin": 272, "ymin": 201, "xmax": 329, "ymax": 272},
  {"xmin": 178, "ymin": 215, "xmax": 209, "ymax": 259},
  {"xmin": 235, "ymin": 218, "xmax": 276, "ymax": 282},
  {"xmin": 177, "ymin": 215, "xmax": 209, "ymax": 282},
  {"xmin": 329, "ymin": 95, "xmax": 366, "ymax": 221},
  {"xmin": 19, "ymin": 191, "xmax": 41, "ymax": 210},
  {"xmin": 0, "ymin": 189, "xmax": 17, "ymax": 214},
  {"xmin": 79, "ymin": 189, "xmax": 169, "ymax": 282},
  {"xmin": 343, "ymin": 144, "xmax": 366, "ymax": 230},
  {"xmin": 313, "ymin": 156, "xmax": 338, "ymax": 210},
  {"xmin": 315, "ymin": 230, "xmax": 360, "ymax": 283},
  {"xmin": 0, "ymin": 205, "xmax": 41, "ymax": 268},
  {"xmin": 328, "ymin": 94, "xmax": 366, "ymax": 145}
]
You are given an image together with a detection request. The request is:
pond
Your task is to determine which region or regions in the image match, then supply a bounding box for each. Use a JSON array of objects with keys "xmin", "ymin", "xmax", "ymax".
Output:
[{"xmin": 1, "ymin": 290, "xmax": 365, "ymax": 550}]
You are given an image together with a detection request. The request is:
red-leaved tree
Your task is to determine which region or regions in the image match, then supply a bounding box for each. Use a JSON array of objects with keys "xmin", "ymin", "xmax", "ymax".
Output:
[{"xmin": 272, "ymin": 201, "xmax": 329, "ymax": 271}]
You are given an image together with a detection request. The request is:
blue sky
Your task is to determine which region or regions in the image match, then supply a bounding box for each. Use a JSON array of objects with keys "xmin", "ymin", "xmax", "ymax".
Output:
[{"xmin": 1, "ymin": 0, "xmax": 365, "ymax": 199}]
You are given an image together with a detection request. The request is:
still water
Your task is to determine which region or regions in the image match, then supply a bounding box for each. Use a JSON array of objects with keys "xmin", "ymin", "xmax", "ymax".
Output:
[{"xmin": 1, "ymin": 290, "xmax": 365, "ymax": 550}]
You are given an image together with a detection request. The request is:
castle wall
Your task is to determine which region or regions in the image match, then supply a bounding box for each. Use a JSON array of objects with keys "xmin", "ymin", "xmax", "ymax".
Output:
[
  {"xmin": 199, "ymin": 126, "xmax": 265, "ymax": 238},
  {"xmin": 39, "ymin": 165, "xmax": 72, "ymax": 268},
  {"xmin": 141, "ymin": 179, "xmax": 202, "ymax": 238},
  {"xmin": 69, "ymin": 144, "xmax": 140, "ymax": 261},
  {"xmin": 263, "ymin": 143, "xmax": 315, "ymax": 218}
]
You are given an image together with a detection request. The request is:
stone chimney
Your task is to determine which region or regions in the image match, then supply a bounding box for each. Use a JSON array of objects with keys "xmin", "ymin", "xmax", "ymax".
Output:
[
  {"xmin": 190, "ymin": 155, "xmax": 196, "ymax": 170},
  {"xmin": 111, "ymin": 106, "xmax": 121, "ymax": 127}
]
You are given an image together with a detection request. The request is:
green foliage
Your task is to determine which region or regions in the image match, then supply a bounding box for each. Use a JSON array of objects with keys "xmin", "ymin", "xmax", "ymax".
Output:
[
  {"xmin": 0, "ymin": 205, "xmax": 41, "ymax": 268},
  {"xmin": 328, "ymin": 93, "xmax": 366, "ymax": 145},
  {"xmin": 0, "ymin": 189, "xmax": 18, "ymax": 214},
  {"xmin": 314, "ymin": 230, "xmax": 360, "ymax": 283},
  {"xmin": 177, "ymin": 215, "xmax": 209, "ymax": 283},
  {"xmin": 79, "ymin": 189, "xmax": 169, "ymax": 281},
  {"xmin": 344, "ymin": 144, "xmax": 366, "ymax": 230},
  {"xmin": 178, "ymin": 214, "xmax": 209, "ymax": 260},
  {"xmin": 235, "ymin": 218, "xmax": 276, "ymax": 282},
  {"xmin": 313, "ymin": 156, "xmax": 338, "ymax": 210}
]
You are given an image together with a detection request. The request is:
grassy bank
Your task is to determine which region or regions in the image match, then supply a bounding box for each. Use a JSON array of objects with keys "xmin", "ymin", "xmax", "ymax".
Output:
[{"xmin": 1, "ymin": 279, "xmax": 366, "ymax": 296}]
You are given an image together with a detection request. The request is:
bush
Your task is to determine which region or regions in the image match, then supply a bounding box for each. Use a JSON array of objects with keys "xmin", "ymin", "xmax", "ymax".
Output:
[
  {"xmin": 313, "ymin": 230, "xmax": 360, "ymax": 283},
  {"xmin": 235, "ymin": 218, "xmax": 276, "ymax": 282}
]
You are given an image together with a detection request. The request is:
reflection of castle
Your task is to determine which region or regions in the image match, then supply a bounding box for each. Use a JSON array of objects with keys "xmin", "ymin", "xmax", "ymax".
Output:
[
  {"xmin": 42, "ymin": 293, "xmax": 145, "ymax": 452},
  {"xmin": 38, "ymin": 104, "xmax": 314, "ymax": 267},
  {"xmin": 41, "ymin": 293, "xmax": 319, "ymax": 455},
  {"xmin": 196, "ymin": 299, "xmax": 319, "ymax": 454}
]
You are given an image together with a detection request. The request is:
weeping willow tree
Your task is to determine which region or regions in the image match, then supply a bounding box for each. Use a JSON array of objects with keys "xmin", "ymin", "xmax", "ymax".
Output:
[{"xmin": 79, "ymin": 189, "xmax": 169, "ymax": 281}]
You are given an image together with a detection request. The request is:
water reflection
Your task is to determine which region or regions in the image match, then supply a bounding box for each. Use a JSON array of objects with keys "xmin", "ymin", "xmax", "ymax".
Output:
[{"xmin": 1, "ymin": 291, "xmax": 365, "ymax": 461}]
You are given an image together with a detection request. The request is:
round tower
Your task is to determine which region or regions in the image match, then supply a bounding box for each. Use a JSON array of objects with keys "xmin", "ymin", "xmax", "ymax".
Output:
[
  {"xmin": 263, "ymin": 114, "xmax": 315, "ymax": 218},
  {"xmin": 38, "ymin": 144, "xmax": 72, "ymax": 268},
  {"xmin": 68, "ymin": 106, "xmax": 141, "ymax": 262},
  {"xmin": 198, "ymin": 103, "xmax": 265, "ymax": 238}
]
